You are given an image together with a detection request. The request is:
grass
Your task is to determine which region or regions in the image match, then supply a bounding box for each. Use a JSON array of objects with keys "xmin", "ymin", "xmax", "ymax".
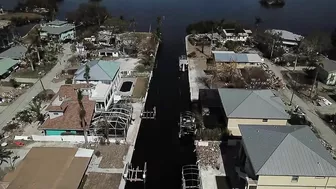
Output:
[
  {"xmin": 83, "ymin": 173, "xmax": 121, "ymax": 189},
  {"xmin": 12, "ymin": 64, "xmax": 55, "ymax": 78},
  {"xmin": 132, "ymin": 77, "xmax": 149, "ymax": 98},
  {"xmin": 0, "ymin": 12, "xmax": 43, "ymax": 20}
]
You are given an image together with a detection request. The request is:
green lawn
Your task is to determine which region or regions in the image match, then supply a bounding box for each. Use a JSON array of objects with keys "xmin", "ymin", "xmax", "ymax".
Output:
[{"xmin": 12, "ymin": 64, "xmax": 56, "ymax": 78}]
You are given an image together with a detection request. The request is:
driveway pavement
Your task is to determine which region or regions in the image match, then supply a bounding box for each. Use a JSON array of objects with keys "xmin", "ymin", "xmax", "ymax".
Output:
[
  {"xmin": 0, "ymin": 43, "xmax": 73, "ymax": 128},
  {"xmin": 263, "ymin": 58, "xmax": 336, "ymax": 148}
]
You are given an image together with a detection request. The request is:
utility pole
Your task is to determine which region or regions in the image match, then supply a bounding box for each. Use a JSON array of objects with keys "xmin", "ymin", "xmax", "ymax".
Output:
[
  {"xmin": 289, "ymin": 56, "xmax": 298, "ymax": 106},
  {"xmin": 148, "ymin": 24, "xmax": 151, "ymax": 33},
  {"xmin": 39, "ymin": 77, "xmax": 45, "ymax": 92},
  {"xmin": 270, "ymin": 39, "xmax": 275, "ymax": 59}
]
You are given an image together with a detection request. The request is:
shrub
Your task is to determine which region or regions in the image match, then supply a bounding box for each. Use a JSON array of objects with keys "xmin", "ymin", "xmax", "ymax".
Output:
[
  {"xmin": 135, "ymin": 64, "xmax": 146, "ymax": 72},
  {"xmin": 187, "ymin": 52, "xmax": 196, "ymax": 58},
  {"xmin": 65, "ymin": 78, "xmax": 73, "ymax": 84},
  {"xmin": 9, "ymin": 79, "xmax": 19, "ymax": 88},
  {"xmin": 3, "ymin": 123, "xmax": 19, "ymax": 133},
  {"xmin": 95, "ymin": 150, "xmax": 101, "ymax": 157}
]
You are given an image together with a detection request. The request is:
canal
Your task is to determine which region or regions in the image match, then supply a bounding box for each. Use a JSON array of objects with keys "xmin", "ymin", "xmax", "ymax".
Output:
[{"xmin": 1, "ymin": 0, "xmax": 335, "ymax": 188}]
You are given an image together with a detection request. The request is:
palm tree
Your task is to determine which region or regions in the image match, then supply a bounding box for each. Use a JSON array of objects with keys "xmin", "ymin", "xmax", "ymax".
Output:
[
  {"xmin": 254, "ymin": 17, "xmax": 263, "ymax": 29},
  {"xmin": 29, "ymin": 98, "xmax": 44, "ymax": 123},
  {"xmin": 0, "ymin": 147, "xmax": 12, "ymax": 165},
  {"xmin": 77, "ymin": 90, "xmax": 89, "ymax": 147},
  {"xmin": 83, "ymin": 64, "xmax": 90, "ymax": 85},
  {"xmin": 130, "ymin": 18, "xmax": 136, "ymax": 32}
]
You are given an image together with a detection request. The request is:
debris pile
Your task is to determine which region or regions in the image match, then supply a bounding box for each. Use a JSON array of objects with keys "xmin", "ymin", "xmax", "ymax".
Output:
[
  {"xmin": 195, "ymin": 141, "xmax": 220, "ymax": 169},
  {"xmin": 0, "ymin": 84, "xmax": 30, "ymax": 104}
]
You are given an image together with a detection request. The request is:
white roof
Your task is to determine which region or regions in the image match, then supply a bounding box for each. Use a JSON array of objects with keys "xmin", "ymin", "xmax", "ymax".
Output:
[
  {"xmin": 90, "ymin": 82, "xmax": 111, "ymax": 100},
  {"xmin": 269, "ymin": 29, "xmax": 303, "ymax": 41}
]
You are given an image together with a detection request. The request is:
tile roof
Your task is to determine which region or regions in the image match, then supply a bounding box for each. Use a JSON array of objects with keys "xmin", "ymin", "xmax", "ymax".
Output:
[
  {"xmin": 240, "ymin": 125, "xmax": 336, "ymax": 176},
  {"xmin": 0, "ymin": 46, "xmax": 27, "ymax": 60},
  {"xmin": 218, "ymin": 88, "xmax": 289, "ymax": 119},
  {"xmin": 213, "ymin": 51, "xmax": 262, "ymax": 63},
  {"xmin": 0, "ymin": 58, "xmax": 20, "ymax": 76},
  {"xmin": 41, "ymin": 84, "xmax": 95, "ymax": 130},
  {"xmin": 74, "ymin": 60, "xmax": 120, "ymax": 81}
]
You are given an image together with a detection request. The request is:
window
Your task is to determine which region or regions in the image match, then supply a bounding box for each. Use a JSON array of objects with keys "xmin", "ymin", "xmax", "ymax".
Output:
[
  {"xmin": 315, "ymin": 176, "xmax": 326, "ymax": 179},
  {"xmin": 262, "ymin": 119, "xmax": 268, "ymax": 122},
  {"xmin": 291, "ymin": 176, "xmax": 299, "ymax": 182},
  {"xmin": 54, "ymin": 112, "xmax": 59, "ymax": 115}
]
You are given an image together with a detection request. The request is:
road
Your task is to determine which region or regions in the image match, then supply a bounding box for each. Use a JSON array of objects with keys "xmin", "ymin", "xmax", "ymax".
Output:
[
  {"xmin": 0, "ymin": 43, "xmax": 73, "ymax": 128},
  {"xmin": 263, "ymin": 58, "xmax": 336, "ymax": 148}
]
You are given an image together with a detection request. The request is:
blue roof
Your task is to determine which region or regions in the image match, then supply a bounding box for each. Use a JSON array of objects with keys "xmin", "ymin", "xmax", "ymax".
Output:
[
  {"xmin": 213, "ymin": 51, "xmax": 262, "ymax": 63},
  {"xmin": 74, "ymin": 60, "xmax": 120, "ymax": 81}
]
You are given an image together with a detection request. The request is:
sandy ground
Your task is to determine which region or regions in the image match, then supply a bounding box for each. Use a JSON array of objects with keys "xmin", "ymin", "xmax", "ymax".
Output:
[
  {"xmin": 96, "ymin": 144, "xmax": 129, "ymax": 169},
  {"xmin": 200, "ymin": 166, "xmax": 226, "ymax": 189},
  {"xmin": 132, "ymin": 77, "xmax": 148, "ymax": 98},
  {"xmin": 115, "ymin": 58, "xmax": 141, "ymax": 72}
]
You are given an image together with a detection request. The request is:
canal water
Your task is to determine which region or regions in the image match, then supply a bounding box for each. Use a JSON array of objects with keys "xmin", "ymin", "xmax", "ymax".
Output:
[{"xmin": 1, "ymin": 0, "xmax": 334, "ymax": 188}]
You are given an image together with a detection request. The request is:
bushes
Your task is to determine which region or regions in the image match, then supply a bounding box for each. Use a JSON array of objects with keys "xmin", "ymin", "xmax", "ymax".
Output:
[
  {"xmin": 3, "ymin": 123, "xmax": 19, "ymax": 133},
  {"xmin": 9, "ymin": 79, "xmax": 19, "ymax": 88},
  {"xmin": 65, "ymin": 78, "xmax": 73, "ymax": 84},
  {"xmin": 36, "ymin": 89, "xmax": 55, "ymax": 101}
]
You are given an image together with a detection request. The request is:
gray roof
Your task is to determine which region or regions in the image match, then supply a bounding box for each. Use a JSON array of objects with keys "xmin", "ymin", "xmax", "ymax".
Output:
[
  {"xmin": 321, "ymin": 58, "xmax": 336, "ymax": 73},
  {"xmin": 47, "ymin": 20, "xmax": 68, "ymax": 26},
  {"xmin": 74, "ymin": 60, "xmax": 120, "ymax": 81},
  {"xmin": 0, "ymin": 45, "xmax": 27, "ymax": 60},
  {"xmin": 213, "ymin": 51, "xmax": 262, "ymax": 63},
  {"xmin": 218, "ymin": 88, "xmax": 289, "ymax": 119},
  {"xmin": 41, "ymin": 20, "xmax": 75, "ymax": 35},
  {"xmin": 268, "ymin": 29, "xmax": 303, "ymax": 41},
  {"xmin": 240, "ymin": 125, "xmax": 336, "ymax": 176}
]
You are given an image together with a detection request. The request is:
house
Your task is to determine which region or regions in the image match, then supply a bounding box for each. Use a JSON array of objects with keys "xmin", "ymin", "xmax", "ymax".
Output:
[
  {"xmin": 212, "ymin": 51, "xmax": 263, "ymax": 68},
  {"xmin": 267, "ymin": 29, "xmax": 303, "ymax": 46},
  {"xmin": 222, "ymin": 29, "xmax": 252, "ymax": 42},
  {"xmin": 39, "ymin": 84, "xmax": 95, "ymax": 136},
  {"xmin": 98, "ymin": 30, "xmax": 113, "ymax": 46},
  {"xmin": 0, "ymin": 58, "xmax": 20, "ymax": 78},
  {"xmin": 3, "ymin": 147, "xmax": 93, "ymax": 189},
  {"xmin": 237, "ymin": 125, "xmax": 336, "ymax": 189},
  {"xmin": 318, "ymin": 58, "xmax": 336, "ymax": 85},
  {"xmin": 74, "ymin": 60, "xmax": 121, "ymax": 111},
  {"xmin": 217, "ymin": 88, "xmax": 289, "ymax": 136},
  {"xmin": 40, "ymin": 20, "xmax": 76, "ymax": 41},
  {"xmin": 0, "ymin": 45, "xmax": 27, "ymax": 60},
  {"xmin": 98, "ymin": 48, "xmax": 119, "ymax": 57}
]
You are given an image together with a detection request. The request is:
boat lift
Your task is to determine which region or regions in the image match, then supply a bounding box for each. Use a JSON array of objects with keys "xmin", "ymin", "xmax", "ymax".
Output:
[
  {"xmin": 179, "ymin": 111, "xmax": 197, "ymax": 138},
  {"xmin": 181, "ymin": 165, "xmax": 201, "ymax": 189},
  {"xmin": 123, "ymin": 162, "xmax": 147, "ymax": 183},
  {"xmin": 179, "ymin": 55, "xmax": 188, "ymax": 72},
  {"xmin": 140, "ymin": 106, "xmax": 156, "ymax": 119}
]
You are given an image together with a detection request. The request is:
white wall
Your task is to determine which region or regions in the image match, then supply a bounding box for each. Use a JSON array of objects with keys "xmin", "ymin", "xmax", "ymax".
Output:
[{"xmin": 15, "ymin": 135, "xmax": 126, "ymax": 143}]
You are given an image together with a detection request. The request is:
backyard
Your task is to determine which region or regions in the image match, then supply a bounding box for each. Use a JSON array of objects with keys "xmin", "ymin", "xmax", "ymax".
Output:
[{"xmin": 132, "ymin": 77, "xmax": 149, "ymax": 98}]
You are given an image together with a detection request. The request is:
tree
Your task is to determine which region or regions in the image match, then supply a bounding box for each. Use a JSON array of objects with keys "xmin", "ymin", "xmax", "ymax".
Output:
[
  {"xmin": 29, "ymin": 98, "xmax": 44, "ymax": 123},
  {"xmin": 77, "ymin": 90, "xmax": 89, "ymax": 147},
  {"xmin": 0, "ymin": 147, "xmax": 12, "ymax": 165},
  {"xmin": 130, "ymin": 18, "xmax": 136, "ymax": 32},
  {"xmin": 66, "ymin": 3, "xmax": 110, "ymax": 26},
  {"xmin": 254, "ymin": 17, "xmax": 263, "ymax": 32},
  {"xmin": 299, "ymin": 32, "xmax": 331, "ymax": 58},
  {"xmin": 9, "ymin": 78, "xmax": 19, "ymax": 88},
  {"xmin": 83, "ymin": 64, "xmax": 90, "ymax": 84}
]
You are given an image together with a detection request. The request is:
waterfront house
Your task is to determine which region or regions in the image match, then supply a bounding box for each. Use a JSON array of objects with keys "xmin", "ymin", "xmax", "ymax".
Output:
[
  {"xmin": 74, "ymin": 60, "xmax": 121, "ymax": 111},
  {"xmin": 0, "ymin": 45, "xmax": 27, "ymax": 60},
  {"xmin": 40, "ymin": 20, "xmax": 76, "ymax": 41},
  {"xmin": 222, "ymin": 29, "xmax": 252, "ymax": 42},
  {"xmin": 318, "ymin": 58, "xmax": 336, "ymax": 85},
  {"xmin": 237, "ymin": 125, "xmax": 336, "ymax": 189},
  {"xmin": 212, "ymin": 51, "xmax": 263, "ymax": 69},
  {"xmin": 98, "ymin": 48, "xmax": 119, "ymax": 58},
  {"xmin": 0, "ymin": 58, "xmax": 20, "ymax": 78},
  {"xmin": 267, "ymin": 29, "xmax": 303, "ymax": 46},
  {"xmin": 39, "ymin": 84, "xmax": 95, "ymax": 136},
  {"xmin": 217, "ymin": 88, "xmax": 289, "ymax": 136},
  {"xmin": 3, "ymin": 147, "xmax": 93, "ymax": 189}
]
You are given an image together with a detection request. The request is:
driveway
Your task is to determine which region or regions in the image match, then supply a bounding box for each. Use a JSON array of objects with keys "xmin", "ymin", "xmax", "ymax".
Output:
[
  {"xmin": 263, "ymin": 58, "xmax": 336, "ymax": 148},
  {"xmin": 0, "ymin": 43, "xmax": 73, "ymax": 128}
]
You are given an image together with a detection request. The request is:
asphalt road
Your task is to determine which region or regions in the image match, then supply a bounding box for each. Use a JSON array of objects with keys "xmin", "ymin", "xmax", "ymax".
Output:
[{"xmin": 0, "ymin": 43, "xmax": 73, "ymax": 128}]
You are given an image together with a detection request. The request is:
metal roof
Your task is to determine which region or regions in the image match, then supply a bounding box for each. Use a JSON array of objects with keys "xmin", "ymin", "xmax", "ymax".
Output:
[
  {"xmin": 218, "ymin": 88, "xmax": 289, "ymax": 119},
  {"xmin": 213, "ymin": 51, "xmax": 262, "ymax": 63},
  {"xmin": 268, "ymin": 29, "xmax": 303, "ymax": 41},
  {"xmin": 0, "ymin": 58, "xmax": 20, "ymax": 76},
  {"xmin": 47, "ymin": 20, "xmax": 68, "ymax": 26},
  {"xmin": 321, "ymin": 58, "xmax": 336, "ymax": 73},
  {"xmin": 0, "ymin": 46, "xmax": 27, "ymax": 60},
  {"xmin": 239, "ymin": 125, "xmax": 336, "ymax": 176},
  {"xmin": 74, "ymin": 60, "xmax": 120, "ymax": 81},
  {"xmin": 41, "ymin": 24, "xmax": 75, "ymax": 35}
]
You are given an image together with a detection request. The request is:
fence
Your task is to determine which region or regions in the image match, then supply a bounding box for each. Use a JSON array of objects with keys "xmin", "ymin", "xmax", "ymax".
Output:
[{"xmin": 14, "ymin": 135, "xmax": 126, "ymax": 143}]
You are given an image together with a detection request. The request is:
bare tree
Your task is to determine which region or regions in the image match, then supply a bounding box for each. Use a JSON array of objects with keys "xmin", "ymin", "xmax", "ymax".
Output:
[{"xmin": 77, "ymin": 90, "xmax": 89, "ymax": 147}]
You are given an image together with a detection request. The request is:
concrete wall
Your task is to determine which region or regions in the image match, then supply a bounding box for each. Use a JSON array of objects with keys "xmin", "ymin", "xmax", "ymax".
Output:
[
  {"xmin": 257, "ymin": 175, "xmax": 336, "ymax": 189},
  {"xmin": 227, "ymin": 118, "xmax": 288, "ymax": 136},
  {"xmin": 45, "ymin": 130, "xmax": 76, "ymax": 136}
]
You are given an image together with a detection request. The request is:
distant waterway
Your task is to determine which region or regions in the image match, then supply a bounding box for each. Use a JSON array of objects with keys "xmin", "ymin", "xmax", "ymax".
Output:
[{"xmin": 1, "ymin": 0, "xmax": 334, "ymax": 188}]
